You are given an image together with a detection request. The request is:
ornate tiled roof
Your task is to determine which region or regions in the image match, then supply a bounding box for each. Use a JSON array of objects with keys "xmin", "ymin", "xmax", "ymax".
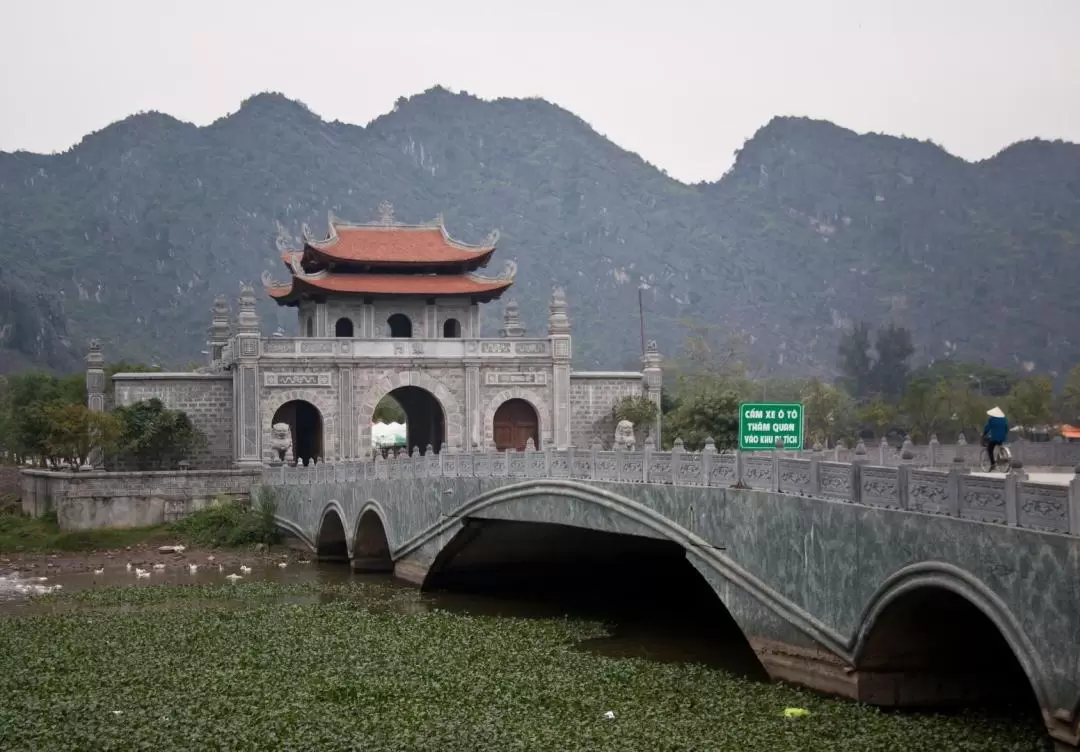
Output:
[{"xmin": 296, "ymin": 208, "xmax": 497, "ymax": 268}]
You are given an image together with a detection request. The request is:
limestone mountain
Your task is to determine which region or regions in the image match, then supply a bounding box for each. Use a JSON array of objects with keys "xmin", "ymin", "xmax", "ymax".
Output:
[{"xmin": 1, "ymin": 88, "xmax": 1078, "ymax": 377}]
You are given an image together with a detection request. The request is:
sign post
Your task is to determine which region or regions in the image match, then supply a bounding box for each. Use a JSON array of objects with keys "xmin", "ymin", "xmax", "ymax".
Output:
[{"xmin": 739, "ymin": 403, "xmax": 804, "ymax": 451}]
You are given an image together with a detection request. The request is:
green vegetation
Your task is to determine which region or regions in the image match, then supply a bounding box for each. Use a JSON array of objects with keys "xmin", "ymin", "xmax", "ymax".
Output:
[
  {"xmin": 0, "ymin": 371, "xmax": 204, "ymax": 470},
  {"xmin": 0, "ymin": 582, "xmax": 1044, "ymax": 751},
  {"xmin": 3, "ymin": 90, "xmax": 1079, "ymax": 376},
  {"xmin": 657, "ymin": 318, "xmax": 1079, "ymax": 449},
  {"xmin": 0, "ymin": 496, "xmax": 277, "ymax": 553}
]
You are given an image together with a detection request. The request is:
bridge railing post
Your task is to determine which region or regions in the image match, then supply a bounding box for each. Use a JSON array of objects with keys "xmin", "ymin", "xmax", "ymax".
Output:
[
  {"xmin": 702, "ymin": 438, "xmax": 715, "ymax": 486},
  {"xmin": 808, "ymin": 457, "xmax": 820, "ymax": 496},
  {"xmin": 771, "ymin": 440, "xmax": 782, "ymax": 492},
  {"xmin": 590, "ymin": 444, "xmax": 600, "ymax": 481},
  {"xmin": 734, "ymin": 450, "xmax": 744, "ymax": 487},
  {"xmin": 1069, "ymin": 467, "xmax": 1080, "ymax": 535},
  {"xmin": 642, "ymin": 445, "xmax": 650, "ymax": 484},
  {"xmin": 1005, "ymin": 462, "xmax": 1026, "ymax": 526}
]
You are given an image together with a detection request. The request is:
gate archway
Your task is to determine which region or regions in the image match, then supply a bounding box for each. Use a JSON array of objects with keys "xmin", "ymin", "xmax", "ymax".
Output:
[{"xmin": 386, "ymin": 386, "xmax": 445, "ymax": 455}]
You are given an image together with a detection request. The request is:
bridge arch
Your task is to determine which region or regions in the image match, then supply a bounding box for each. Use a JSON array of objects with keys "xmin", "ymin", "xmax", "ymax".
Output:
[
  {"xmin": 852, "ymin": 561, "xmax": 1051, "ymax": 712},
  {"xmin": 315, "ymin": 502, "xmax": 350, "ymax": 562},
  {"xmin": 264, "ymin": 389, "xmax": 337, "ymax": 462},
  {"xmin": 351, "ymin": 502, "xmax": 393, "ymax": 572},
  {"xmin": 482, "ymin": 389, "xmax": 548, "ymax": 449},
  {"xmin": 358, "ymin": 371, "xmax": 462, "ymax": 455}
]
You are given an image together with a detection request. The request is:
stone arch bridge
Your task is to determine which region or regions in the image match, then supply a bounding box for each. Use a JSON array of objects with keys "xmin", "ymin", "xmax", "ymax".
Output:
[{"xmin": 260, "ymin": 447, "xmax": 1080, "ymax": 749}]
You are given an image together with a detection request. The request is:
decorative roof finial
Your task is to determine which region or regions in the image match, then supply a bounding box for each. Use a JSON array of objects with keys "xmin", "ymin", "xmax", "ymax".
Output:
[
  {"xmin": 548, "ymin": 286, "xmax": 570, "ymax": 335},
  {"xmin": 499, "ymin": 298, "xmax": 525, "ymax": 338},
  {"xmin": 483, "ymin": 229, "xmax": 501, "ymax": 246},
  {"xmin": 236, "ymin": 282, "xmax": 260, "ymax": 333},
  {"xmin": 377, "ymin": 200, "xmax": 395, "ymax": 225}
]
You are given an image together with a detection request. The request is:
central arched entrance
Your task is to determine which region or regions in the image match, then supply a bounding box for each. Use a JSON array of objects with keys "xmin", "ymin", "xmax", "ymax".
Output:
[
  {"xmin": 272, "ymin": 400, "xmax": 324, "ymax": 465},
  {"xmin": 493, "ymin": 399, "xmax": 539, "ymax": 451},
  {"xmin": 382, "ymin": 386, "xmax": 445, "ymax": 455}
]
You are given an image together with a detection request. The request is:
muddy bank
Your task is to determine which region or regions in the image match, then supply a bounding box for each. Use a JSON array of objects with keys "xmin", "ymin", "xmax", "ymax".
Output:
[{"xmin": 0, "ymin": 538, "xmax": 312, "ymax": 577}]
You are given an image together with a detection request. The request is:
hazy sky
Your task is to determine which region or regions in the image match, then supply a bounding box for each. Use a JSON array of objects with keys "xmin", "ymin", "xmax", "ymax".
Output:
[{"xmin": 1, "ymin": 0, "xmax": 1078, "ymax": 182}]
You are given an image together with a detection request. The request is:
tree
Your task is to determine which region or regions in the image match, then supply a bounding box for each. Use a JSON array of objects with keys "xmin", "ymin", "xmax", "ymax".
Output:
[
  {"xmin": 837, "ymin": 321, "xmax": 873, "ymax": 398},
  {"xmin": 668, "ymin": 318, "xmax": 750, "ymax": 396},
  {"xmin": 1059, "ymin": 364, "xmax": 1080, "ymax": 423},
  {"xmin": 900, "ymin": 377, "xmax": 950, "ymax": 442},
  {"xmin": 41, "ymin": 403, "xmax": 120, "ymax": 469},
  {"xmin": 373, "ymin": 396, "xmax": 406, "ymax": 424},
  {"xmin": 5, "ymin": 372, "xmax": 86, "ymax": 465},
  {"xmin": 870, "ymin": 323, "xmax": 914, "ymax": 400},
  {"xmin": 858, "ymin": 395, "xmax": 897, "ymax": 439},
  {"xmin": 1006, "ymin": 376, "xmax": 1054, "ymax": 436},
  {"xmin": 111, "ymin": 399, "xmax": 206, "ymax": 470},
  {"xmin": 662, "ymin": 389, "xmax": 740, "ymax": 451},
  {"xmin": 801, "ymin": 378, "xmax": 854, "ymax": 447}
]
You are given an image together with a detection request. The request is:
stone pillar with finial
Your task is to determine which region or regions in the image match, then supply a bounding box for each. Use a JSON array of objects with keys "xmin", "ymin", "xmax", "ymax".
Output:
[
  {"xmin": 548, "ymin": 287, "xmax": 572, "ymax": 449},
  {"xmin": 233, "ymin": 282, "xmax": 263, "ymax": 466},
  {"xmin": 499, "ymin": 298, "xmax": 525, "ymax": 338},
  {"xmin": 85, "ymin": 339, "xmax": 106, "ymax": 468},
  {"xmin": 641, "ymin": 340, "xmax": 663, "ymax": 450},
  {"xmin": 207, "ymin": 294, "xmax": 231, "ymax": 368}
]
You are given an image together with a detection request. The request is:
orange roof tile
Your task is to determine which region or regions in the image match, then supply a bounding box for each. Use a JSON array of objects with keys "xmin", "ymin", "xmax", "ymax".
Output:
[
  {"xmin": 268, "ymin": 272, "xmax": 512, "ymax": 300},
  {"xmin": 305, "ymin": 224, "xmax": 496, "ymax": 266}
]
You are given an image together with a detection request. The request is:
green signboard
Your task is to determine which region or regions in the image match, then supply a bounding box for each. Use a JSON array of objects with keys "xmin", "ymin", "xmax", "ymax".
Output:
[{"xmin": 739, "ymin": 403, "xmax": 804, "ymax": 451}]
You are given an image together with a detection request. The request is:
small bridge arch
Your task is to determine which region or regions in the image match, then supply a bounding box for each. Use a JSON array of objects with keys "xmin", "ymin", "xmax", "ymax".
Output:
[{"xmin": 315, "ymin": 502, "xmax": 350, "ymax": 562}]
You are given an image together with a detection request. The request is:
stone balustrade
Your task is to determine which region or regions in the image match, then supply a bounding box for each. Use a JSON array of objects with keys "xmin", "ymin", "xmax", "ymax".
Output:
[
  {"xmin": 798, "ymin": 437, "xmax": 1080, "ymax": 469},
  {"xmin": 262, "ymin": 442, "xmax": 1080, "ymax": 537}
]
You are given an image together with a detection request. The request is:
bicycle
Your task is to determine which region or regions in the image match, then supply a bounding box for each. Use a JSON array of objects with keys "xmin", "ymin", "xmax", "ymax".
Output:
[{"xmin": 978, "ymin": 442, "xmax": 1012, "ymax": 473}]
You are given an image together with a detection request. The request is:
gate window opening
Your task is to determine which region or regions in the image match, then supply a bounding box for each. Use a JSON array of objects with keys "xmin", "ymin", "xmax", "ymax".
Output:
[
  {"xmin": 387, "ymin": 314, "xmax": 412, "ymax": 338},
  {"xmin": 424, "ymin": 519, "xmax": 768, "ymax": 680},
  {"xmin": 380, "ymin": 386, "xmax": 444, "ymax": 456},
  {"xmin": 335, "ymin": 317, "xmax": 354, "ymax": 337},
  {"xmin": 493, "ymin": 398, "xmax": 539, "ymax": 451},
  {"xmin": 271, "ymin": 400, "xmax": 324, "ymax": 466},
  {"xmin": 443, "ymin": 318, "xmax": 461, "ymax": 338}
]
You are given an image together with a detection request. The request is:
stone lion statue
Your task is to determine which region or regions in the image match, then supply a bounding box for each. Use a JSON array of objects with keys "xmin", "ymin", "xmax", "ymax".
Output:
[
  {"xmin": 614, "ymin": 419, "xmax": 635, "ymax": 452},
  {"xmin": 270, "ymin": 422, "xmax": 293, "ymax": 464}
]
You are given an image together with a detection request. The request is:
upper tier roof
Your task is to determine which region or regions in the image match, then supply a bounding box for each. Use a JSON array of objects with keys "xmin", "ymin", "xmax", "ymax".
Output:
[
  {"xmin": 296, "ymin": 209, "xmax": 498, "ymax": 269},
  {"xmin": 266, "ymin": 271, "xmax": 513, "ymax": 305}
]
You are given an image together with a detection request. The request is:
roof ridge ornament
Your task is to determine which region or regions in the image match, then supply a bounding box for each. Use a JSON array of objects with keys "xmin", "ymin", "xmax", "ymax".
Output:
[
  {"xmin": 467, "ymin": 259, "xmax": 517, "ymax": 283},
  {"xmin": 484, "ymin": 229, "xmax": 500, "ymax": 246}
]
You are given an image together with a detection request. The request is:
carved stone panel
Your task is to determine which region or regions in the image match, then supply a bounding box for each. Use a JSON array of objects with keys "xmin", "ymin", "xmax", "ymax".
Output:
[
  {"xmin": 483, "ymin": 372, "xmax": 548, "ymax": 386},
  {"xmin": 1018, "ymin": 482, "xmax": 1069, "ymax": 533},
  {"xmin": 907, "ymin": 469, "xmax": 951, "ymax": 514},
  {"xmin": 959, "ymin": 476, "xmax": 1007, "ymax": 524},
  {"xmin": 860, "ymin": 466, "xmax": 900, "ymax": 508},
  {"xmin": 818, "ymin": 462, "xmax": 853, "ymax": 500},
  {"xmin": 264, "ymin": 372, "xmax": 332, "ymax": 387},
  {"xmin": 481, "ymin": 342, "xmax": 512, "ymax": 354},
  {"xmin": 264, "ymin": 340, "xmax": 295, "ymax": 354},
  {"xmin": 778, "ymin": 458, "xmax": 812, "ymax": 495},
  {"xmin": 299, "ymin": 341, "xmax": 334, "ymax": 354},
  {"xmin": 514, "ymin": 342, "xmax": 548, "ymax": 355}
]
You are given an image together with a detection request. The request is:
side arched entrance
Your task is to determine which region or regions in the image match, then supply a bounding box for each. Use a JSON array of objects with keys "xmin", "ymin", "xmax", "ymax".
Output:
[
  {"xmin": 272, "ymin": 399, "xmax": 324, "ymax": 465},
  {"xmin": 493, "ymin": 399, "xmax": 539, "ymax": 451}
]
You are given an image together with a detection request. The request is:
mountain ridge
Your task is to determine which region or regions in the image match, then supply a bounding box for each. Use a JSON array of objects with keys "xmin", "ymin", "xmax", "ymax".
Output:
[{"xmin": 1, "ymin": 87, "xmax": 1078, "ymax": 377}]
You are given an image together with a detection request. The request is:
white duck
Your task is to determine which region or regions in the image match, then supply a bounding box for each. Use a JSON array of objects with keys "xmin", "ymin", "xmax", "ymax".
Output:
[
  {"xmin": 239, "ymin": 565, "xmax": 252, "ymax": 575},
  {"xmin": 93, "ymin": 568, "xmax": 105, "ymax": 575},
  {"xmin": 188, "ymin": 564, "xmax": 198, "ymax": 574},
  {"xmin": 152, "ymin": 563, "xmax": 166, "ymax": 571},
  {"xmin": 277, "ymin": 561, "xmax": 288, "ymax": 569},
  {"xmin": 125, "ymin": 562, "xmax": 132, "ymax": 572},
  {"xmin": 135, "ymin": 569, "xmax": 151, "ymax": 579},
  {"xmin": 225, "ymin": 573, "xmax": 242, "ymax": 582}
]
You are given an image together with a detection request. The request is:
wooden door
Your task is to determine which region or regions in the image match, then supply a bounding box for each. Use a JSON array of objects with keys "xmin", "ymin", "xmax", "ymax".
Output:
[{"xmin": 493, "ymin": 399, "xmax": 539, "ymax": 451}]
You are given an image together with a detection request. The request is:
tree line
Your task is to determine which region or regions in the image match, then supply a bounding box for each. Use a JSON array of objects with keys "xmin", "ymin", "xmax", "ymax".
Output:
[
  {"xmin": 0, "ymin": 366, "xmax": 205, "ymax": 471},
  {"xmin": 618, "ymin": 319, "xmax": 1080, "ymax": 452}
]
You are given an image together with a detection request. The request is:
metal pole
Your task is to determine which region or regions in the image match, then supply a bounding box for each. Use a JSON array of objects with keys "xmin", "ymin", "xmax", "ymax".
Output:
[{"xmin": 638, "ymin": 285, "xmax": 646, "ymax": 357}]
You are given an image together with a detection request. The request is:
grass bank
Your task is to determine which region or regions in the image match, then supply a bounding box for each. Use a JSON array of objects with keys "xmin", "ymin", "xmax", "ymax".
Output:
[
  {"xmin": 0, "ymin": 582, "xmax": 1048, "ymax": 751},
  {"xmin": 0, "ymin": 492, "xmax": 281, "ymax": 554}
]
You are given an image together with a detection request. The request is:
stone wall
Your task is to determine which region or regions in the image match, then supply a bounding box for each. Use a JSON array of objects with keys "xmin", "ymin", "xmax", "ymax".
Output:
[
  {"xmin": 568, "ymin": 373, "xmax": 646, "ymax": 448},
  {"xmin": 112, "ymin": 373, "xmax": 235, "ymax": 468},
  {"xmin": 20, "ymin": 468, "xmax": 261, "ymax": 530}
]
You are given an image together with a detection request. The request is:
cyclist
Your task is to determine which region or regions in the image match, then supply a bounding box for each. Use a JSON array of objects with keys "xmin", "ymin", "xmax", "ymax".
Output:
[{"xmin": 982, "ymin": 406, "xmax": 1009, "ymax": 471}]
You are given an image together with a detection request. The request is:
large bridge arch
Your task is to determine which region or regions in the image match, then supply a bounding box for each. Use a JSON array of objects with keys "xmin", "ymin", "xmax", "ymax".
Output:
[
  {"xmin": 358, "ymin": 371, "xmax": 462, "ymax": 456},
  {"xmin": 264, "ymin": 389, "xmax": 337, "ymax": 462}
]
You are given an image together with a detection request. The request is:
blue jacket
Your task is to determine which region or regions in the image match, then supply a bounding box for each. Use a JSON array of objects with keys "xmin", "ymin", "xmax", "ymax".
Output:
[{"xmin": 983, "ymin": 416, "xmax": 1008, "ymax": 443}]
